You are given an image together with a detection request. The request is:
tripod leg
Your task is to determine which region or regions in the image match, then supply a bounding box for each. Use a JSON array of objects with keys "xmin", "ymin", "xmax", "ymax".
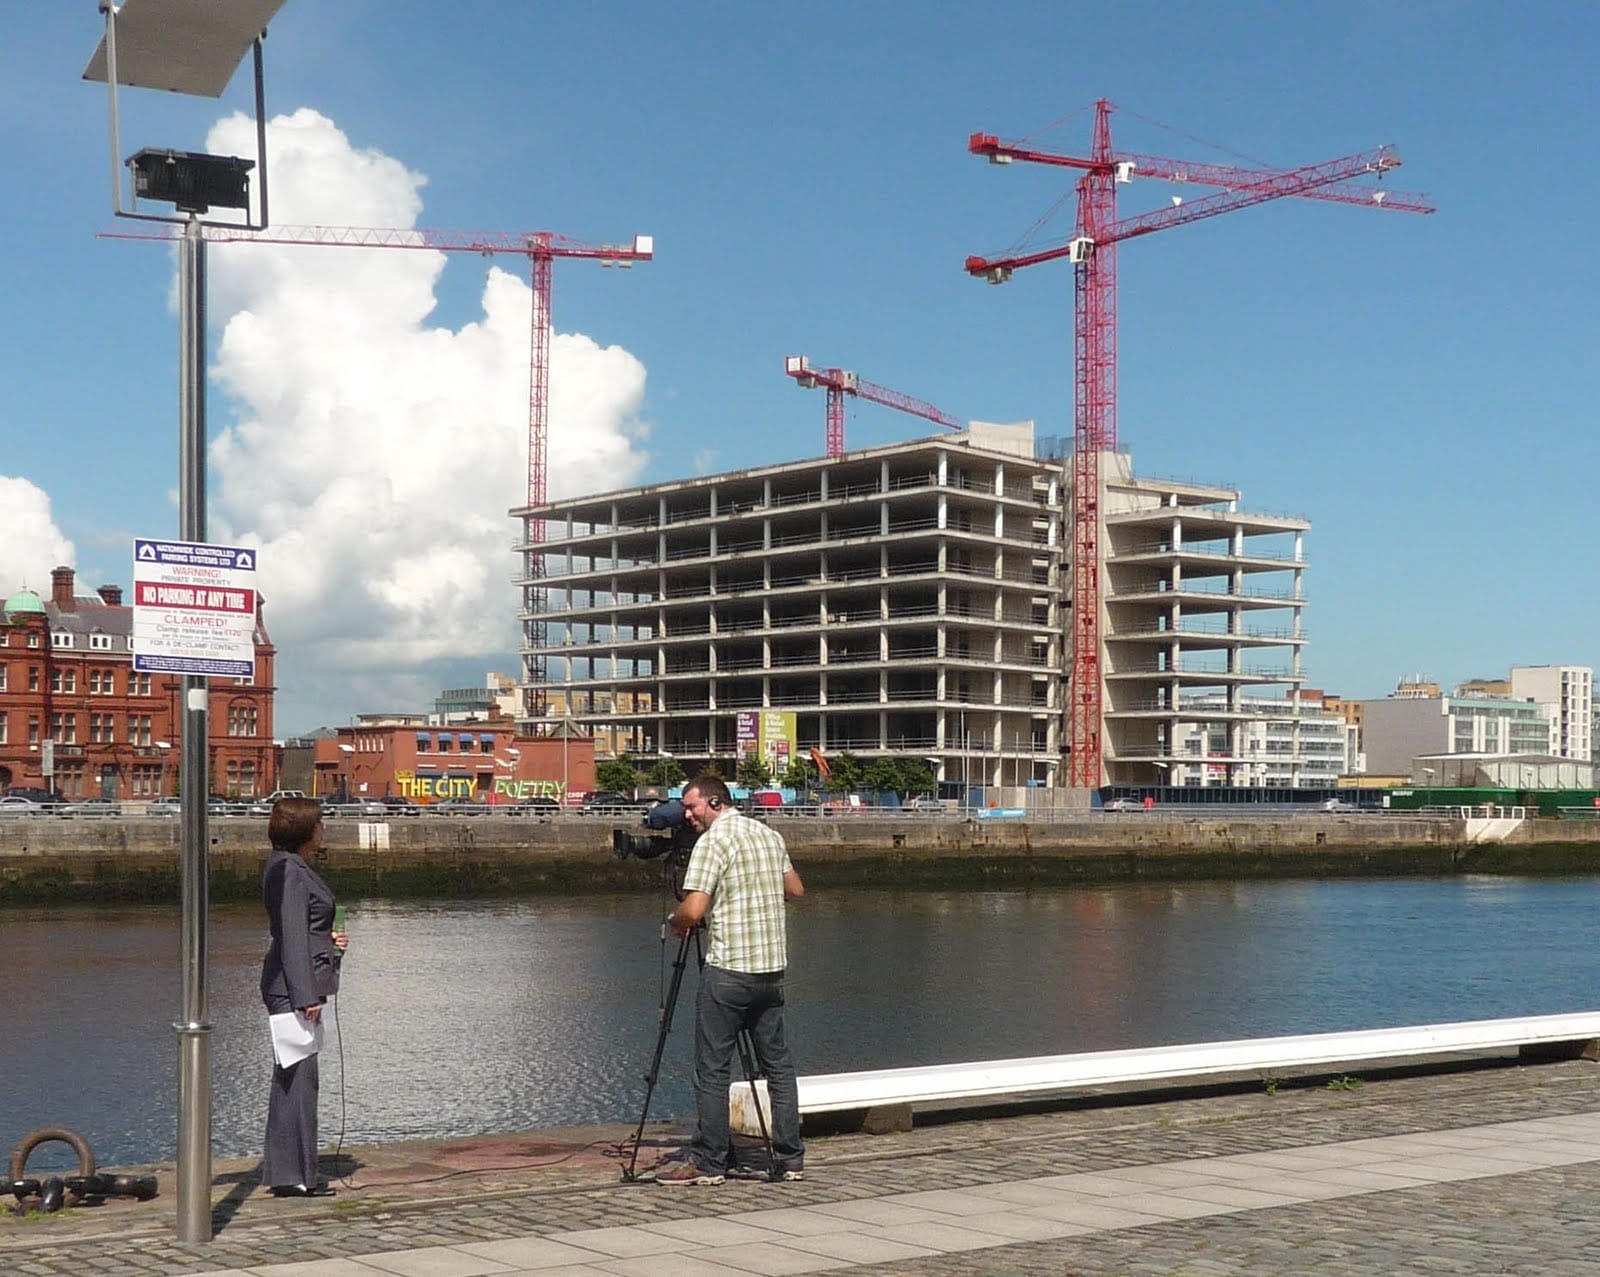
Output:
[
  {"xmin": 624, "ymin": 929, "xmax": 694, "ymax": 1182},
  {"xmin": 735, "ymin": 1029, "xmax": 780, "ymax": 1181}
]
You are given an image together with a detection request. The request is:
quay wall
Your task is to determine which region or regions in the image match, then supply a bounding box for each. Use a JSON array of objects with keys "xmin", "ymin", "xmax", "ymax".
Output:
[{"xmin": 2, "ymin": 814, "xmax": 1598, "ymax": 904}]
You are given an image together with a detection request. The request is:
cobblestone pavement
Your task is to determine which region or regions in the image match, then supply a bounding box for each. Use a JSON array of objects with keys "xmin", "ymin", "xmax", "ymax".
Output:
[{"xmin": 5, "ymin": 1055, "xmax": 1600, "ymax": 1275}]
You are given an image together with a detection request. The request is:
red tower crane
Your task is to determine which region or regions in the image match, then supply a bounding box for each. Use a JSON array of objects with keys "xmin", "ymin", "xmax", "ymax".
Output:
[
  {"xmin": 105, "ymin": 221, "xmax": 652, "ymax": 725},
  {"xmin": 965, "ymin": 100, "xmax": 1433, "ymax": 788},
  {"xmin": 784, "ymin": 355, "xmax": 961, "ymax": 457}
]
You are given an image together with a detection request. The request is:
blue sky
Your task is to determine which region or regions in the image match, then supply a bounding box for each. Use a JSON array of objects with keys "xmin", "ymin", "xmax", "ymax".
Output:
[{"xmin": 2, "ymin": 2, "xmax": 1597, "ymax": 734}]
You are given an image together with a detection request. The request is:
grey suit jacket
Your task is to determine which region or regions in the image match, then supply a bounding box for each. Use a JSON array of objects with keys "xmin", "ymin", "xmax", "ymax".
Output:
[{"xmin": 259, "ymin": 848, "xmax": 341, "ymax": 1011}]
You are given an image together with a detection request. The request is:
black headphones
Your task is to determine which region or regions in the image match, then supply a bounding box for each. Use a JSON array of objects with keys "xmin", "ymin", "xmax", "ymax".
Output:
[{"xmin": 707, "ymin": 795, "xmax": 724, "ymax": 810}]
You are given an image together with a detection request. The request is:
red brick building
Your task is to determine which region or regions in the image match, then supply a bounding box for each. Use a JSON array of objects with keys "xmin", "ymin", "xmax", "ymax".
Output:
[
  {"xmin": 312, "ymin": 718, "xmax": 594, "ymax": 806},
  {"xmin": 0, "ymin": 566, "xmax": 277, "ymax": 799}
]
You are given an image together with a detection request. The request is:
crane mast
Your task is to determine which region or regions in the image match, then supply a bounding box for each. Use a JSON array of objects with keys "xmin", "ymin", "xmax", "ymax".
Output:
[
  {"xmin": 967, "ymin": 99, "xmax": 1432, "ymax": 788},
  {"xmin": 784, "ymin": 355, "xmax": 961, "ymax": 457},
  {"xmin": 101, "ymin": 221, "xmax": 652, "ymax": 730}
]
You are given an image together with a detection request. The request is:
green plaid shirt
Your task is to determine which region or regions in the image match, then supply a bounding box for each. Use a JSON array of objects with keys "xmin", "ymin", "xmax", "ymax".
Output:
[{"xmin": 682, "ymin": 810, "xmax": 793, "ymax": 974}]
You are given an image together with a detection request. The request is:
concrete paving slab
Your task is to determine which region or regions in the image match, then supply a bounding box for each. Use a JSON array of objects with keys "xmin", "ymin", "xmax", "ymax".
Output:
[
  {"xmin": 684, "ymin": 1241, "xmax": 853, "ymax": 1275},
  {"xmin": 350, "ymin": 1248, "xmax": 519, "ymax": 1277},
  {"xmin": 766, "ymin": 1231, "xmax": 942, "ymax": 1264},
  {"xmin": 455, "ymin": 1238, "xmax": 611, "ymax": 1269},
  {"xmin": 868, "ymin": 1219, "xmax": 1027, "ymax": 1252},
  {"xmin": 550, "ymin": 1227, "xmax": 684, "ymax": 1258},
  {"xmin": 713, "ymin": 1208, "xmax": 852, "ymax": 1238},
  {"xmin": 638, "ymin": 1218, "xmax": 789, "ymax": 1247}
]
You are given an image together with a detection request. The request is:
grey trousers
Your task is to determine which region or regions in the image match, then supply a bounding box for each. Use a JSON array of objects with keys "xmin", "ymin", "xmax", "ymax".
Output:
[{"xmin": 261, "ymin": 1001, "xmax": 320, "ymax": 1188}]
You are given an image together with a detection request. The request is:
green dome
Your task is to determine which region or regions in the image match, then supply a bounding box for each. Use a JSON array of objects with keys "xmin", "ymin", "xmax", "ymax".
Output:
[{"xmin": 3, "ymin": 588, "xmax": 46, "ymax": 615}]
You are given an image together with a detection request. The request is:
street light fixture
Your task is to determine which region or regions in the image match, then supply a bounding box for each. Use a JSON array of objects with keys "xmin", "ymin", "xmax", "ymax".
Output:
[{"xmin": 82, "ymin": 0, "xmax": 287, "ymax": 1244}]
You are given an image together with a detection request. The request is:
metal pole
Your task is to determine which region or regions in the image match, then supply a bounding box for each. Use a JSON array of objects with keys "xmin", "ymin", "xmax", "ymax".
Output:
[{"xmin": 175, "ymin": 214, "xmax": 213, "ymax": 1244}]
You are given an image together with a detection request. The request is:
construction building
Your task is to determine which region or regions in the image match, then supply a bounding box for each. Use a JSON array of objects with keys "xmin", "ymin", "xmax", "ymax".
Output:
[{"xmin": 513, "ymin": 425, "xmax": 1313, "ymax": 794}]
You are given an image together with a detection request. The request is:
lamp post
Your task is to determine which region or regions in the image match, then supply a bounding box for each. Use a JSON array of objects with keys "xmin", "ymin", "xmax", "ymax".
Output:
[{"xmin": 83, "ymin": 0, "xmax": 285, "ymax": 1243}]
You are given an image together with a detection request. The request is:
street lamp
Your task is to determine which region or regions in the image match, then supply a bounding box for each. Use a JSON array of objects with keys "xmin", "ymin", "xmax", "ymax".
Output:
[{"xmin": 83, "ymin": 0, "xmax": 287, "ymax": 1244}]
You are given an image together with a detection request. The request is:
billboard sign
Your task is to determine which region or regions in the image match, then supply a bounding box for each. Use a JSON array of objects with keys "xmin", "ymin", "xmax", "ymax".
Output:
[{"xmin": 132, "ymin": 538, "xmax": 257, "ymax": 678}]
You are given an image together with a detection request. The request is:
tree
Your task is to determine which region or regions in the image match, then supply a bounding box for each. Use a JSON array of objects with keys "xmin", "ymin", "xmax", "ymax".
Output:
[
  {"xmin": 736, "ymin": 755, "xmax": 773, "ymax": 790},
  {"xmin": 642, "ymin": 756, "xmax": 684, "ymax": 788},
  {"xmin": 779, "ymin": 757, "xmax": 814, "ymax": 790},
  {"xmin": 827, "ymin": 751, "xmax": 864, "ymax": 793},
  {"xmin": 862, "ymin": 757, "xmax": 903, "ymax": 796},
  {"xmin": 596, "ymin": 756, "xmax": 641, "ymax": 793}
]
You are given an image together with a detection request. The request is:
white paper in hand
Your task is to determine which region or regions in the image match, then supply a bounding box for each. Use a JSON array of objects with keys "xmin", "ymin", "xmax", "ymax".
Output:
[{"xmin": 268, "ymin": 1010, "xmax": 324, "ymax": 1068}]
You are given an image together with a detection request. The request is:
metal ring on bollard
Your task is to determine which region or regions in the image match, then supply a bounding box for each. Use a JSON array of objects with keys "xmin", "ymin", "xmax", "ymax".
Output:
[{"xmin": 8, "ymin": 1127, "xmax": 96, "ymax": 1187}]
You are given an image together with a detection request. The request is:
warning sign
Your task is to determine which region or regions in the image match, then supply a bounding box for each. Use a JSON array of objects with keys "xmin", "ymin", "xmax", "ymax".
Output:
[{"xmin": 132, "ymin": 538, "xmax": 258, "ymax": 677}]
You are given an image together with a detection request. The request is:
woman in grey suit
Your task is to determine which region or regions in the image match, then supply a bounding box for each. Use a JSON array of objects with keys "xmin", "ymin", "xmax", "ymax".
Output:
[{"xmin": 259, "ymin": 797, "xmax": 348, "ymax": 1197}]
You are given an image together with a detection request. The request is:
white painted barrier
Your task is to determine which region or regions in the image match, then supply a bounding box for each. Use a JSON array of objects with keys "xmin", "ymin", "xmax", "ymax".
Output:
[{"xmin": 728, "ymin": 1011, "xmax": 1600, "ymax": 1134}]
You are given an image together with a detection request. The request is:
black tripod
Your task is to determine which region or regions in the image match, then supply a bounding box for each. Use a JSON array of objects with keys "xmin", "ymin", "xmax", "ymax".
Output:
[{"xmin": 622, "ymin": 922, "xmax": 781, "ymax": 1182}]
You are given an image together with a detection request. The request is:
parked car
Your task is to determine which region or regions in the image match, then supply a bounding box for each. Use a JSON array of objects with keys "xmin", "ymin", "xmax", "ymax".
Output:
[
  {"xmin": 1103, "ymin": 797, "xmax": 1141, "ymax": 812},
  {"xmin": 380, "ymin": 796, "xmax": 421, "ymax": 816},
  {"xmin": 581, "ymin": 791, "xmax": 636, "ymax": 813},
  {"xmin": 1319, "ymin": 798, "xmax": 1356, "ymax": 813},
  {"xmin": 145, "ymin": 797, "xmax": 182, "ymax": 817},
  {"xmin": 4, "ymin": 787, "xmax": 63, "ymax": 809},
  {"xmin": 61, "ymin": 797, "xmax": 123, "ymax": 818},
  {"xmin": 208, "ymin": 794, "xmax": 242, "ymax": 816},
  {"xmin": 908, "ymin": 795, "xmax": 946, "ymax": 812},
  {"xmin": 0, "ymin": 795, "xmax": 49, "ymax": 816}
]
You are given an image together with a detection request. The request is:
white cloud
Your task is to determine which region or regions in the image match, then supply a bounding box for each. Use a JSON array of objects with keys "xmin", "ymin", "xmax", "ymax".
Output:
[
  {"xmin": 0, "ymin": 476, "xmax": 75, "ymax": 593},
  {"xmin": 201, "ymin": 109, "xmax": 650, "ymax": 728}
]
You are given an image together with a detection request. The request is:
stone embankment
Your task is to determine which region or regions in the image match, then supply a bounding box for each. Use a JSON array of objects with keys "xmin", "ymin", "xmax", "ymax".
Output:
[{"xmin": 1, "ymin": 812, "xmax": 1596, "ymax": 904}]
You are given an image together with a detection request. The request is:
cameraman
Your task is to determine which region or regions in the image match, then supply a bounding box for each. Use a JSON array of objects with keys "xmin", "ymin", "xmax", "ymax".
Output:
[{"xmin": 660, "ymin": 775, "xmax": 805, "ymax": 1186}]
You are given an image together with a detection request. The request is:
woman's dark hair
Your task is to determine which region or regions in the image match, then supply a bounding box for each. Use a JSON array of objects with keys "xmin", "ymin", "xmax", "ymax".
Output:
[{"xmin": 269, "ymin": 797, "xmax": 323, "ymax": 853}]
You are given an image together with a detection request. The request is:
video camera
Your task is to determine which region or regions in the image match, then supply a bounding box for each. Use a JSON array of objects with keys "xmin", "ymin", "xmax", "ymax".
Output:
[{"xmin": 611, "ymin": 798, "xmax": 699, "ymax": 867}]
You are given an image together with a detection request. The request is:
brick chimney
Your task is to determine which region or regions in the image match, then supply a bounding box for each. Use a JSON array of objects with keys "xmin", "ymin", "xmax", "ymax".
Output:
[
  {"xmin": 98, "ymin": 584, "xmax": 124, "ymax": 606},
  {"xmin": 50, "ymin": 565, "xmax": 76, "ymax": 612}
]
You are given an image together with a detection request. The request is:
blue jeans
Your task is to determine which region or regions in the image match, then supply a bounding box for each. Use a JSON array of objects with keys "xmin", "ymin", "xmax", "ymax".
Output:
[{"xmin": 690, "ymin": 963, "xmax": 804, "ymax": 1175}]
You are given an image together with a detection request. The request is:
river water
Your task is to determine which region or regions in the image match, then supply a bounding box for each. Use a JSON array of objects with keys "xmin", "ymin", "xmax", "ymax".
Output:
[{"xmin": 3, "ymin": 876, "xmax": 1597, "ymax": 1169}]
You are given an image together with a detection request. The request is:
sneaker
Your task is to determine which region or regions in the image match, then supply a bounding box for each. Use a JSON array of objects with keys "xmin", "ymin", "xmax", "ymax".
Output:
[
  {"xmin": 655, "ymin": 1160, "xmax": 725, "ymax": 1186},
  {"xmin": 778, "ymin": 1164, "xmax": 805, "ymax": 1182}
]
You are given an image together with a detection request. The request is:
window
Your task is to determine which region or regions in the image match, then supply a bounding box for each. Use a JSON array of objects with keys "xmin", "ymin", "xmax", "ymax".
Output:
[
  {"xmin": 54, "ymin": 763, "xmax": 85, "ymax": 797},
  {"xmin": 27, "ymin": 716, "xmax": 40, "ymax": 744},
  {"xmin": 225, "ymin": 759, "xmax": 258, "ymax": 795},
  {"xmin": 28, "ymin": 666, "xmax": 40, "ymax": 691},
  {"xmin": 227, "ymin": 702, "xmax": 259, "ymax": 737},
  {"xmin": 90, "ymin": 714, "xmax": 115, "ymax": 744},
  {"xmin": 480, "ymin": 737, "xmax": 495, "ymax": 754},
  {"xmin": 50, "ymin": 713, "xmax": 78, "ymax": 744},
  {"xmin": 52, "ymin": 632, "xmax": 74, "ymax": 649},
  {"xmin": 0, "ymin": 665, "xmax": 5, "ymax": 691},
  {"xmin": 127, "ymin": 715, "xmax": 152, "ymax": 747},
  {"xmin": 89, "ymin": 669, "xmax": 118, "ymax": 695},
  {"xmin": 132, "ymin": 672, "xmax": 151, "ymax": 697},
  {"xmin": 27, "ymin": 633, "xmax": 41, "ymax": 648},
  {"xmin": 0, "ymin": 712, "xmax": 6, "ymax": 745},
  {"xmin": 132, "ymin": 765, "xmax": 162, "ymax": 797},
  {"xmin": 51, "ymin": 669, "xmax": 77, "ymax": 694},
  {"xmin": 89, "ymin": 633, "xmax": 113, "ymax": 650},
  {"xmin": 438, "ymin": 737, "xmax": 452, "ymax": 753}
]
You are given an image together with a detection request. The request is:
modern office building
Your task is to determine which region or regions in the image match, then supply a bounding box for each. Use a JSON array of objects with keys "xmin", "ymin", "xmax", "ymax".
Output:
[
  {"xmin": 513, "ymin": 427, "xmax": 1311, "ymax": 792},
  {"xmin": 1360, "ymin": 684, "xmax": 1553, "ymax": 777}
]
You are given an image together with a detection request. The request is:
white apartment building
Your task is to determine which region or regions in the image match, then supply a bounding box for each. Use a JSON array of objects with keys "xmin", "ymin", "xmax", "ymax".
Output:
[
  {"xmin": 1168, "ymin": 695, "xmax": 1346, "ymax": 788},
  {"xmin": 513, "ymin": 428, "xmax": 1316, "ymax": 792},
  {"xmin": 1509, "ymin": 665, "xmax": 1593, "ymax": 761}
]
